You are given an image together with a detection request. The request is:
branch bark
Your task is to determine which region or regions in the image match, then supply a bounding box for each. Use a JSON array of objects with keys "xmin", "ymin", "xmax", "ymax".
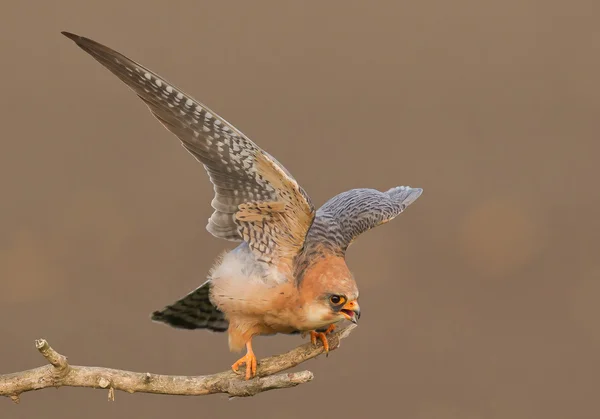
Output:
[{"xmin": 0, "ymin": 324, "xmax": 356, "ymax": 402}]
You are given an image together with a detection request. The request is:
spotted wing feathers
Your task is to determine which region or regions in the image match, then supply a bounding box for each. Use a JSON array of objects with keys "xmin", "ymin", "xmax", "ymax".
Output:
[{"xmin": 62, "ymin": 32, "xmax": 315, "ymax": 265}]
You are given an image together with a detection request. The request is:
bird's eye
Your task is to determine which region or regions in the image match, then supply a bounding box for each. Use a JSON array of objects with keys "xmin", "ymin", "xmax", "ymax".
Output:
[{"xmin": 329, "ymin": 295, "xmax": 346, "ymax": 305}]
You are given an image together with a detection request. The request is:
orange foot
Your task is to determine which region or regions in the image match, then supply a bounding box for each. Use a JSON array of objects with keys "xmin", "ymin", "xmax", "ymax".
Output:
[
  {"xmin": 309, "ymin": 324, "xmax": 336, "ymax": 356},
  {"xmin": 231, "ymin": 340, "xmax": 257, "ymax": 380}
]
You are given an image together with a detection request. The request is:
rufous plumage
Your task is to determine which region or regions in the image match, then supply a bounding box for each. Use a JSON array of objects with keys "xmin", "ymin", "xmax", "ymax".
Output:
[{"xmin": 62, "ymin": 32, "xmax": 423, "ymax": 380}]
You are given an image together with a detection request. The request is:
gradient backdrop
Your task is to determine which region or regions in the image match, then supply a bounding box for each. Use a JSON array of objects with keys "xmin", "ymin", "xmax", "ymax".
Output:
[{"xmin": 1, "ymin": 1, "xmax": 599, "ymax": 418}]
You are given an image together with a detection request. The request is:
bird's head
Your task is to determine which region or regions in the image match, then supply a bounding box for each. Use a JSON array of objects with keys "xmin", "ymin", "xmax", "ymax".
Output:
[{"xmin": 297, "ymin": 255, "xmax": 361, "ymax": 328}]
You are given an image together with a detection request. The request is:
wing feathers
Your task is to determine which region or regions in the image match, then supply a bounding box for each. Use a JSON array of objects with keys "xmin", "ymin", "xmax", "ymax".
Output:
[
  {"xmin": 63, "ymin": 31, "xmax": 315, "ymax": 265},
  {"xmin": 304, "ymin": 186, "xmax": 423, "ymax": 254}
]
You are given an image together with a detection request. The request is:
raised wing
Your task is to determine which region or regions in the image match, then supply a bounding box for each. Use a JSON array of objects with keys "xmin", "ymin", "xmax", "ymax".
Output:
[
  {"xmin": 62, "ymin": 32, "xmax": 315, "ymax": 266},
  {"xmin": 304, "ymin": 186, "xmax": 423, "ymax": 254}
]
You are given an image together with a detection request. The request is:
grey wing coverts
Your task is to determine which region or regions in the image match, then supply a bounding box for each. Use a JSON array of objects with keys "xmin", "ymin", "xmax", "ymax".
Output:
[
  {"xmin": 62, "ymin": 32, "xmax": 424, "ymax": 334},
  {"xmin": 305, "ymin": 186, "xmax": 423, "ymax": 254}
]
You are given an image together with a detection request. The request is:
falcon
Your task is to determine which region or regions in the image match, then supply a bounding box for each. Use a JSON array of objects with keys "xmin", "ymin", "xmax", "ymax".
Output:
[{"xmin": 62, "ymin": 32, "xmax": 423, "ymax": 380}]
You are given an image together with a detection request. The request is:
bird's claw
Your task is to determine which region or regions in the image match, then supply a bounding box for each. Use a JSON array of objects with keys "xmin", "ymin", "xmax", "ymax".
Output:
[
  {"xmin": 309, "ymin": 324, "xmax": 336, "ymax": 356},
  {"xmin": 231, "ymin": 351, "xmax": 257, "ymax": 380}
]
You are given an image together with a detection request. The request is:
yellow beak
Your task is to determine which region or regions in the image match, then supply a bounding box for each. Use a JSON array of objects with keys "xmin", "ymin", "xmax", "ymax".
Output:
[{"xmin": 341, "ymin": 300, "xmax": 361, "ymax": 324}]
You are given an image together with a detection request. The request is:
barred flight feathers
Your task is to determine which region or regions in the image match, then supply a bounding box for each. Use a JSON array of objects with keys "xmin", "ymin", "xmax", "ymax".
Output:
[
  {"xmin": 304, "ymin": 186, "xmax": 423, "ymax": 254},
  {"xmin": 62, "ymin": 32, "xmax": 315, "ymax": 266}
]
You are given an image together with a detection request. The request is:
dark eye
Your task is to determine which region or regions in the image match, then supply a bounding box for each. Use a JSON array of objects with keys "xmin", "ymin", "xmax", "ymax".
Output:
[{"xmin": 329, "ymin": 295, "xmax": 346, "ymax": 305}]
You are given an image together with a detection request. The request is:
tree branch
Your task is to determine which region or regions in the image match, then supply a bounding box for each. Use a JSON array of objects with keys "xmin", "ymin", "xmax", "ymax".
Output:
[{"xmin": 0, "ymin": 324, "xmax": 356, "ymax": 402}]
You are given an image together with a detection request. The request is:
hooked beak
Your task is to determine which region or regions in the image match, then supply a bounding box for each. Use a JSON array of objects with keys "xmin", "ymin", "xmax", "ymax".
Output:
[{"xmin": 340, "ymin": 300, "xmax": 361, "ymax": 324}]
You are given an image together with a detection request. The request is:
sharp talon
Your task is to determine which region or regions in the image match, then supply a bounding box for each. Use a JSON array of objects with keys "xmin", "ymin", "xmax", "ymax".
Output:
[
  {"xmin": 231, "ymin": 358, "xmax": 243, "ymax": 375},
  {"xmin": 308, "ymin": 325, "xmax": 336, "ymax": 355},
  {"xmin": 231, "ymin": 341, "xmax": 257, "ymax": 380},
  {"xmin": 318, "ymin": 333, "xmax": 330, "ymax": 354}
]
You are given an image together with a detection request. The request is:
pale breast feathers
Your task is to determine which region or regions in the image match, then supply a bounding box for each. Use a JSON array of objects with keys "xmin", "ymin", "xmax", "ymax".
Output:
[{"xmin": 63, "ymin": 33, "xmax": 315, "ymax": 267}]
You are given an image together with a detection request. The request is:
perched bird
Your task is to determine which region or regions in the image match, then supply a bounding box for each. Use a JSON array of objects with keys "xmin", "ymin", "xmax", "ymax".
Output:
[{"xmin": 62, "ymin": 32, "xmax": 423, "ymax": 380}]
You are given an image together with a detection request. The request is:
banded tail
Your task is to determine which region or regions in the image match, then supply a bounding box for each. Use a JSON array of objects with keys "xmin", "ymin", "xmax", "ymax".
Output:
[{"xmin": 151, "ymin": 280, "xmax": 229, "ymax": 332}]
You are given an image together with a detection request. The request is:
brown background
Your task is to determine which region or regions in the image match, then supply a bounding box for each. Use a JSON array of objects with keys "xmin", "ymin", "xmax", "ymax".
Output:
[{"xmin": 1, "ymin": 1, "xmax": 599, "ymax": 418}]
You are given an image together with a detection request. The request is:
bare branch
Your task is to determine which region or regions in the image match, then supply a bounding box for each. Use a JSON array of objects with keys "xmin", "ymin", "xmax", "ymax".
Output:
[
  {"xmin": 35, "ymin": 339, "xmax": 69, "ymax": 371},
  {"xmin": 0, "ymin": 324, "xmax": 357, "ymax": 401}
]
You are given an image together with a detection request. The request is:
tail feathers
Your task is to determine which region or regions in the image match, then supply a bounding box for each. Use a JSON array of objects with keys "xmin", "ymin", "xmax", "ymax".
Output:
[{"xmin": 151, "ymin": 280, "xmax": 228, "ymax": 332}]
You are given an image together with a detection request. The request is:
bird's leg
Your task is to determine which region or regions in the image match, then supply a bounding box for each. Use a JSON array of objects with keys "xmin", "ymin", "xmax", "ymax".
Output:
[
  {"xmin": 309, "ymin": 324, "xmax": 337, "ymax": 355},
  {"xmin": 231, "ymin": 340, "xmax": 257, "ymax": 380}
]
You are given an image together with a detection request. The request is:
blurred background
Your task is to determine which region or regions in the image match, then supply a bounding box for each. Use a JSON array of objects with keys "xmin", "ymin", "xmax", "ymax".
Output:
[{"xmin": 1, "ymin": 1, "xmax": 599, "ymax": 418}]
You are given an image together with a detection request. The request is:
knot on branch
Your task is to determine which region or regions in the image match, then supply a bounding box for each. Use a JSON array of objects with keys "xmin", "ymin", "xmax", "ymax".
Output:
[{"xmin": 98, "ymin": 377, "xmax": 111, "ymax": 388}]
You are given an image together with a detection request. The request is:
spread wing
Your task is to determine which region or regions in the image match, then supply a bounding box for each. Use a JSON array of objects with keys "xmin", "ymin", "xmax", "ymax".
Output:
[
  {"xmin": 304, "ymin": 186, "xmax": 423, "ymax": 254},
  {"xmin": 62, "ymin": 32, "xmax": 315, "ymax": 266}
]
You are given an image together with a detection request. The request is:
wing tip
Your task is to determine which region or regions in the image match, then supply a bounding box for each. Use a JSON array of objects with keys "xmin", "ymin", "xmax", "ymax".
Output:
[
  {"xmin": 61, "ymin": 31, "xmax": 103, "ymax": 53},
  {"xmin": 61, "ymin": 31, "xmax": 81, "ymax": 42},
  {"xmin": 387, "ymin": 185, "xmax": 423, "ymax": 207},
  {"xmin": 61, "ymin": 31, "xmax": 96, "ymax": 53}
]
